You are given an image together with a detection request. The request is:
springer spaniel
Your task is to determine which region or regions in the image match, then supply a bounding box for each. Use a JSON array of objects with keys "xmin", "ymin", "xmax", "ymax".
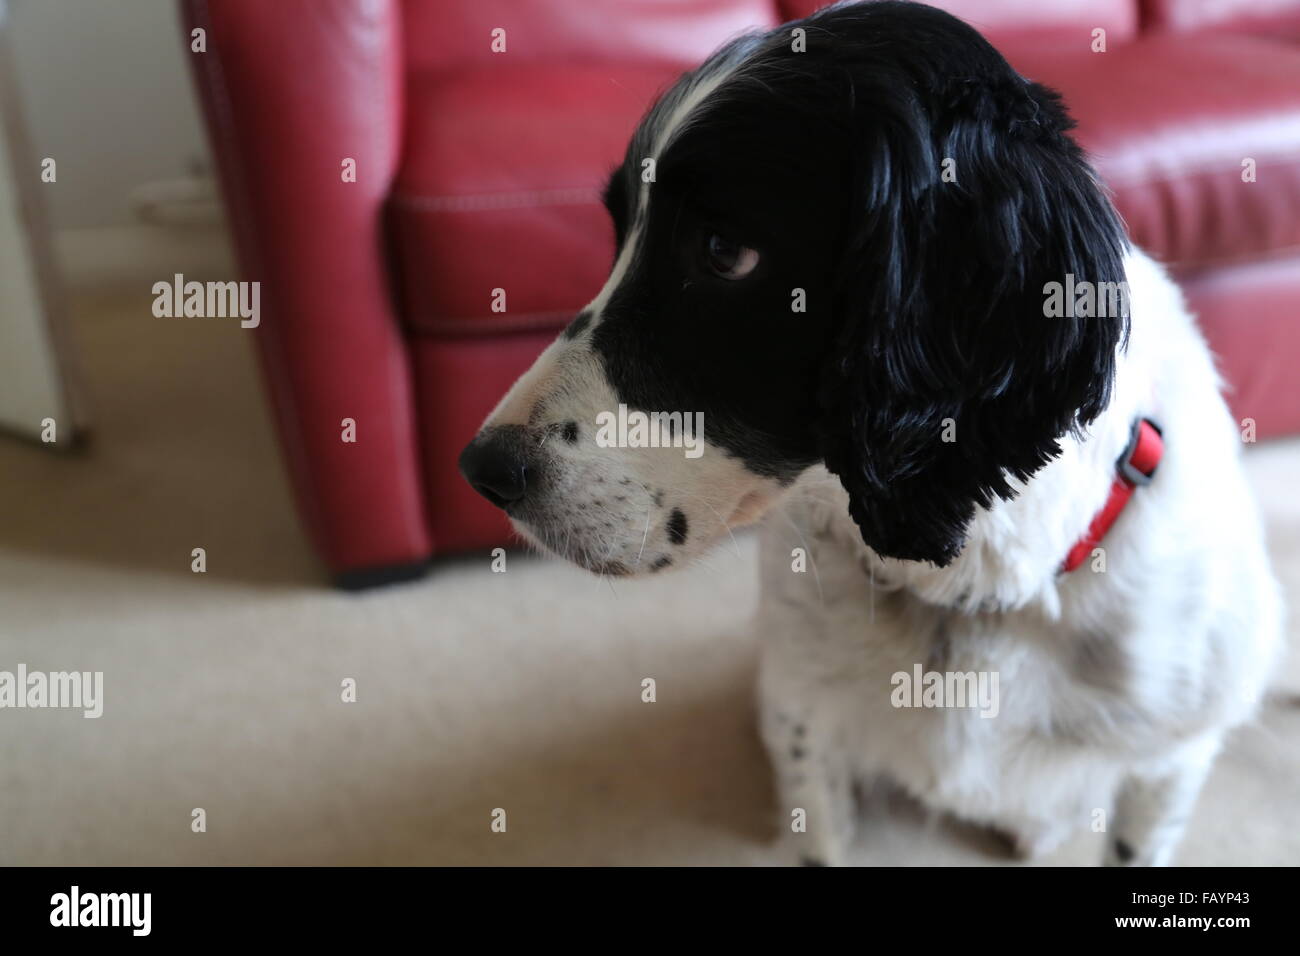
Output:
[{"xmin": 459, "ymin": 0, "xmax": 1282, "ymax": 866}]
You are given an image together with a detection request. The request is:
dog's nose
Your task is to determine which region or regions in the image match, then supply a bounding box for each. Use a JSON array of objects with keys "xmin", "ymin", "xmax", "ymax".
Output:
[{"xmin": 459, "ymin": 431, "xmax": 528, "ymax": 509}]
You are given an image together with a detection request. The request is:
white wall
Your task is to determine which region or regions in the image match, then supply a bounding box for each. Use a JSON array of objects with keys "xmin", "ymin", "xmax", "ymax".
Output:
[
  {"xmin": 7, "ymin": 0, "xmax": 210, "ymax": 230},
  {"xmin": 0, "ymin": 90, "xmax": 69, "ymax": 440}
]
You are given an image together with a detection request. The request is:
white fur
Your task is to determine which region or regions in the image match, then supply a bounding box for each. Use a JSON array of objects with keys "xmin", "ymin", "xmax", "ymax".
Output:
[{"xmin": 755, "ymin": 249, "xmax": 1283, "ymax": 865}]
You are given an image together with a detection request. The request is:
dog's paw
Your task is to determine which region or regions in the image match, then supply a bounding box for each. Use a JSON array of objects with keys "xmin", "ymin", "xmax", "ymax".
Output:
[
  {"xmin": 989, "ymin": 821, "xmax": 1068, "ymax": 862},
  {"xmin": 1103, "ymin": 837, "xmax": 1139, "ymax": 866},
  {"xmin": 1103, "ymin": 837, "xmax": 1172, "ymax": 867},
  {"xmin": 772, "ymin": 832, "xmax": 849, "ymax": 867}
]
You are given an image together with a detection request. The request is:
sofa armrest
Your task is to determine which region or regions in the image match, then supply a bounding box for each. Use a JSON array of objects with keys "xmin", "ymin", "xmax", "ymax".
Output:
[{"xmin": 182, "ymin": 0, "xmax": 433, "ymax": 583}]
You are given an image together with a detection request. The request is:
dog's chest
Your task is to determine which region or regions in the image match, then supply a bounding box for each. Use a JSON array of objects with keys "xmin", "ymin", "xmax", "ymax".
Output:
[{"xmin": 757, "ymin": 540, "xmax": 1137, "ymax": 819}]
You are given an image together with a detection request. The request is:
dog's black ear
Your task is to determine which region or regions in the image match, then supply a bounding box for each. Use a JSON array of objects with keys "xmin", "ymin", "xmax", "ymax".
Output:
[{"xmin": 817, "ymin": 59, "xmax": 1129, "ymax": 566}]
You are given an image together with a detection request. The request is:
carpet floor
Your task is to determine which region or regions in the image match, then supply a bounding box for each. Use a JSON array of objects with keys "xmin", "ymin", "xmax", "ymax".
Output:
[{"xmin": 1, "ymin": 288, "xmax": 1297, "ymax": 865}]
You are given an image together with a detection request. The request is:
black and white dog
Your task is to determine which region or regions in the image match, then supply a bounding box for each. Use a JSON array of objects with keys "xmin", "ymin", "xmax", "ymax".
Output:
[{"xmin": 460, "ymin": 1, "xmax": 1281, "ymax": 865}]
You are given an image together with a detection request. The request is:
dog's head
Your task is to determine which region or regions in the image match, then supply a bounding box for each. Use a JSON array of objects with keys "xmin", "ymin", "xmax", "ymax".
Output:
[{"xmin": 459, "ymin": 0, "xmax": 1128, "ymax": 575}]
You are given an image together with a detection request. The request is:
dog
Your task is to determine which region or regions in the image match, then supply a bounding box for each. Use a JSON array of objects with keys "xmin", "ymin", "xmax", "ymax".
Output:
[{"xmin": 459, "ymin": 0, "xmax": 1282, "ymax": 865}]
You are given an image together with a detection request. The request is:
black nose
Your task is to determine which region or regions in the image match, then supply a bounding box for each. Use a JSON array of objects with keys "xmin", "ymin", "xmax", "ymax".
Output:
[{"xmin": 459, "ymin": 430, "xmax": 528, "ymax": 509}]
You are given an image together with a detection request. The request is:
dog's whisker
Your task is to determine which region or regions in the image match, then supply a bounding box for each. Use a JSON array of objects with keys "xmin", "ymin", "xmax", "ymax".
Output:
[{"xmin": 634, "ymin": 506, "xmax": 652, "ymax": 567}]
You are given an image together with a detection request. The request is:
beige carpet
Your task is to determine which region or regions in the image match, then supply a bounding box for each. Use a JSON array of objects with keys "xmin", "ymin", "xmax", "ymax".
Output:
[{"xmin": 1, "ymin": 287, "xmax": 1297, "ymax": 866}]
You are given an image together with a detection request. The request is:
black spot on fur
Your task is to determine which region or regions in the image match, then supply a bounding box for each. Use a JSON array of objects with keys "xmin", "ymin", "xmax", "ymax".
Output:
[
  {"xmin": 790, "ymin": 745, "xmax": 805, "ymax": 760},
  {"xmin": 800, "ymin": 856, "xmax": 827, "ymax": 867},
  {"xmin": 562, "ymin": 310, "xmax": 593, "ymax": 341},
  {"xmin": 561, "ymin": 421, "xmax": 578, "ymax": 444},
  {"xmin": 650, "ymin": 555, "xmax": 673, "ymax": 571},
  {"xmin": 667, "ymin": 508, "xmax": 689, "ymax": 545},
  {"xmin": 602, "ymin": 171, "xmax": 630, "ymax": 250},
  {"xmin": 1114, "ymin": 839, "xmax": 1135, "ymax": 863}
]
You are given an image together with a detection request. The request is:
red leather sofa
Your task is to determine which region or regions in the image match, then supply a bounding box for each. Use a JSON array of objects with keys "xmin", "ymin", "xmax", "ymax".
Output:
[{"xmin": 184, "ymin": 0, "xmax": 1300, "ymax": 587}]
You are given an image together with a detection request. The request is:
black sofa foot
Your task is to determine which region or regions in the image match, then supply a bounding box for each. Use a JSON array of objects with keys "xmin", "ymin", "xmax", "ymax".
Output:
[{"xmin": 334, "ymin": 559, "xmax": 431, "ymax": 591}]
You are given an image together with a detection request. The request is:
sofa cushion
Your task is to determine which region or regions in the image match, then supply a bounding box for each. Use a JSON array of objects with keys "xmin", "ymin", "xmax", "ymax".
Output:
[
  {"xmin": 391, "ymin": 63, "xmax": 681, "ymax": 335},
  {"xmin": 1176, "ymin": 252, "xmax": 1300, "ymax": 440},
  {"xmin": 1011, "ymin": 34, "xmax": 1300, "ymax": 269},
  {"xmin": 402, "ymin": 0, "xmax": 777, "ymax": 75}
]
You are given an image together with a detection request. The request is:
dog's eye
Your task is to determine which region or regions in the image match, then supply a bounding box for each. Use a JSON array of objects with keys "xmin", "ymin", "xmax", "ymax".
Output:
[{"xmin": 704, "ymin": 233, "xmax": 759, "ymax": 280}]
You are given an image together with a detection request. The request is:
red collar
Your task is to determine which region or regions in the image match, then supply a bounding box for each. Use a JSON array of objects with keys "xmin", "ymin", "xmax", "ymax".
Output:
[{"xmin": 1060, "ymin": 417, "xmax": 1163, "ymax": 573}]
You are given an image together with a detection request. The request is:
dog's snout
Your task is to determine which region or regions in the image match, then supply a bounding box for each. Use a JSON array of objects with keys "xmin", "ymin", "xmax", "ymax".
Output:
[{"xmin": 459, "ymin": 431, "xmax": 529, "ymax": 509}]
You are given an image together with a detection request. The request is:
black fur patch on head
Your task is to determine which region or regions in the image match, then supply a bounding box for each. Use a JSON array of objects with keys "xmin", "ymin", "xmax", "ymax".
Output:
[
  {"xmin": 560, "ymin": 421, "xmax": 579, "ymax": 444},
  {"xmin": 667, "ymin": 508, "xmax": 689, "ymax": 545},
  {"xmin": 590, "ymin": 0, "xmax": 1128, "ymax": 566}
]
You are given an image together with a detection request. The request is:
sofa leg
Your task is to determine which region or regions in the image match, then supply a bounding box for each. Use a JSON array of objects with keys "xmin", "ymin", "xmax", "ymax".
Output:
[{"xmin": 334, "ymin": 559, "xmax": 431, "ymax": 591}]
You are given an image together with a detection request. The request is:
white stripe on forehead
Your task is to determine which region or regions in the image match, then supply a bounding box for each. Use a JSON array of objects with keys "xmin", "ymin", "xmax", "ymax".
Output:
[{"xmin": 581, "ymin": 41, "xmax": 759, "ymax": 323}]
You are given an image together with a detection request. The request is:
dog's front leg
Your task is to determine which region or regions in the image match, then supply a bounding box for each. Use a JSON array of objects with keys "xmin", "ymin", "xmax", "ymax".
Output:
[
  {"xmin": 754, "ymin": 514, "xmax": 861, "ymax": 865},
  {"xmin": 758, "ymin": 691, "xmax": 855, "ymax": 866},
  {"xmin": 769, "ymin": 739, "xmax": 856, "ymax": 867},
  {"xmin": 1105, "ymin": 735, "xmax": 1221, "ymax": 866}
]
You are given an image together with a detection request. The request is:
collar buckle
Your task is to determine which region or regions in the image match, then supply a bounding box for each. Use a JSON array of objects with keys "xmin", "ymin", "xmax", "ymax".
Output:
[{"xmin": 1116, "ymin": 417, "xmax": 1162, "ymax": 487}]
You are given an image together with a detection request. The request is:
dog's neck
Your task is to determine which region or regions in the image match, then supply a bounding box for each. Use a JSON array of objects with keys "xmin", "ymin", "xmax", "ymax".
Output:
[{"xmin": 796, "ymin": 253, "xmax": 1157, "ymax": 620}]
